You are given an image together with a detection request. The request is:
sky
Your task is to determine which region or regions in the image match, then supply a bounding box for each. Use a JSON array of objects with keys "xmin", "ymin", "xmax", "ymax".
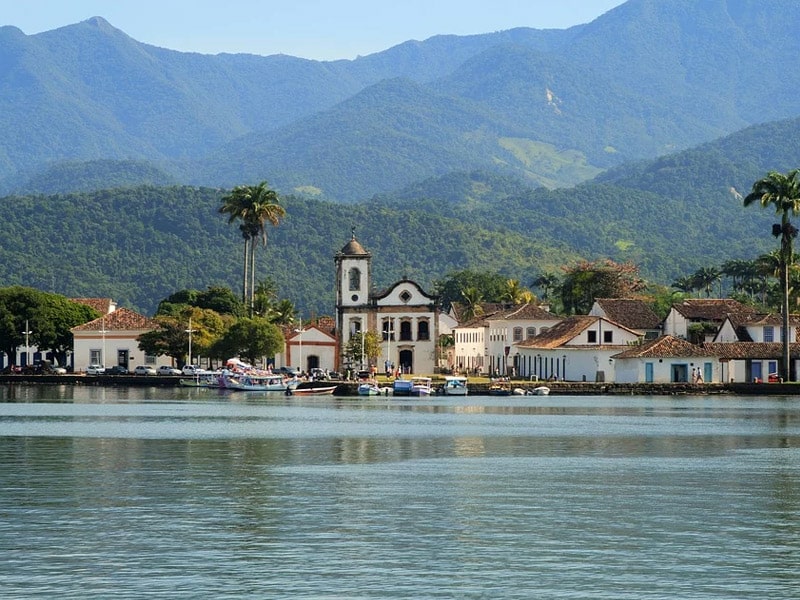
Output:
[{"xmin": 2, "ymin": 0, "xmax": 626, "ymax": 61}]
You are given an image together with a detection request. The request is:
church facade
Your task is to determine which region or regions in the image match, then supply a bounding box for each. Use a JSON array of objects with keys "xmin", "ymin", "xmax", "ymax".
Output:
[{"xmin": 335, "ymin": 232, "xmax": 442, "ymax": 374}]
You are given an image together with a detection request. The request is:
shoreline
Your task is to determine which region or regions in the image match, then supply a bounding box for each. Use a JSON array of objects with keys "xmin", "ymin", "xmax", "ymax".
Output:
[{"xmin": 1, "ymin": 374, "xmax": 798, "ymax": 396}]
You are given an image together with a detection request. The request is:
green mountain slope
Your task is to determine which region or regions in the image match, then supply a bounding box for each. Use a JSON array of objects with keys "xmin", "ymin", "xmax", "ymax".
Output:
[{"xmin": 3, "ymin": 1, "xmax": 800, "ymax": 200}]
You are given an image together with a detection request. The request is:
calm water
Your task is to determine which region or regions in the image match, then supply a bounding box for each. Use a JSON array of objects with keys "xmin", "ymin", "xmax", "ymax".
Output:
[{"xmin": 1, "ymin": 385, "xmax": 799, "ymax": 599}]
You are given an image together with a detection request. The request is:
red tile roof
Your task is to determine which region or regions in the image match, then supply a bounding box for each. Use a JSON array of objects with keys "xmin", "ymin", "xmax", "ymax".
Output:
[
  {"xmin": 72, "ymin": 307, "xmax": 158, "ymax": 332},
  {"xmin": 594, "ymin": 298, "xmax": 661, "ymax": 330},
  {"xmin": 612, "ymin": 336, "xmax": 710, "ymax": 358},
  {"xmin": 671, "ymin": 298, "xmax": 753, "ymax": 320}
]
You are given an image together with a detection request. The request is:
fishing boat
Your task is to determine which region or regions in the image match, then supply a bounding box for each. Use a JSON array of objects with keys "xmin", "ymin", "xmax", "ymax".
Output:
[{"xmin": 442, "ymin": 375, "xmax": 468, "ymax": 396}]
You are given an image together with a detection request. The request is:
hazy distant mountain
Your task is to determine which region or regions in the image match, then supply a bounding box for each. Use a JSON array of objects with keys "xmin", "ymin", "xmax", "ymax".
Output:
[{"xmin": 2, "ymin": 0, "xmax": 800, "ymax": 200}]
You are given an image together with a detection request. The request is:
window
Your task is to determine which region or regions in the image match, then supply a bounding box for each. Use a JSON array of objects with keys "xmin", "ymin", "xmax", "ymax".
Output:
[
  {"xmin": 418, "ymin": 320, "xmax": 430, "ymax": 341},
  {"xmin": 527, "ymin": 327, "xmax": 537, "ymax": 339},
  {"xmin": 382, "ymin": 320, "xmax": 395, "ymax": 341},
  {"xmin": 587, "ymin": 330, "xmax": 597, "ymax": 343},
  {"xmin": 400, "ymin": 320, "xmax": 413, "ymax": 341},
  {"xmin": 603, "ymin": 330, "xmax": 613, "ymax": 343},
  {"xmin": 348, "ymin": 267, "xmax": 361, "ymax": 291},
  {"xmin": 763, "ymin": 326, "xmax": 774, "ymax": 342},
  {"xmin": 513, "ymin": 327, "xmax": 523, "ymax": 342}
]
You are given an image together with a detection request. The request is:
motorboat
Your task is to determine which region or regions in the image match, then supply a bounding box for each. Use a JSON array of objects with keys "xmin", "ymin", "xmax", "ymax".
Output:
[
  {"xmin": 488, "ymin": 377, "xmax": 512, "ymax": 396},
  {"xmin": 393, "ymin": 378, "xmax": 414, "ymax": 396},
  {"xmin": 358, "ymin": 381, "xmax": 391, "ymax": 396},
  {"xmin": 410, "ymin": 376, "xmax": 433, "ymax": 396},
  {"xmin": 288, "ymin": 381, "xmax": 338, "ymax": 396},
  {"xmin": 533, "ymin": 386, "xmax": 550, "ymax": 396},
  {"xmin": 442, "ymin": 375, "xmax": 468, "ymax": 396},
  {"xmin": 219, "ymin": 371, "xmax": 296, "ymax": 392}
]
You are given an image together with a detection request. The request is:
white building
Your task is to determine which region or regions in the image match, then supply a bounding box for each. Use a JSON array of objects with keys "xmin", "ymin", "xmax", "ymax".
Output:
[
  {"xmin": 71, "ymin": 307, "xmax": 165, "ymax": 372},
  {"xmin": 662, "ymin": 298, "xmax": 753, "ymax": 341},
  {"xmin": 612, "ymin": 335, "xmax": 719, "ymax": 383},
  {"xmin": 335, "ymin": 231, "xmax": 442, "ymax": 374},
  {"xmin": 515, "ymin": 315, "xmax": 641, "ymax": 382},
  {"xmin": 453, "ymin": 303, "xmax": 561, "ymax": 375}
]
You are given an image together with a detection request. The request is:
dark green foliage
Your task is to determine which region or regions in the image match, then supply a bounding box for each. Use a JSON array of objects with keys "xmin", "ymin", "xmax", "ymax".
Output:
[{"xmin": 0, "ymin": 286, "xmax": 98, "ymax": 365}]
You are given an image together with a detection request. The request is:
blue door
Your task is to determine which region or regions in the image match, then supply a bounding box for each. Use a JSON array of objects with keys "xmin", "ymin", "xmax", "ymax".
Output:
[
  {"xmin": 645, "ymin": 363, "xmax": 654, "ymax": 383},
  {"xmin": 703, "ymin": 362, "xmax": 712, "ymax": 383},
  {"xmin": 751, "ymin": 361, "xmax": 763, "ymax": 382}
]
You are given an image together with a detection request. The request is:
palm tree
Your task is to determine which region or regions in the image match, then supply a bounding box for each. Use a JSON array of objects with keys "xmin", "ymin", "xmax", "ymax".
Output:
[
  {"xmin": 743, "ymin": 169, "xmax": 800, "ymax": 382},
  {"xmin": 460, "ymin": 287, "xmax": 484, "ymax": 322},
  {"xmin": 671, "ymin": 275, "xmax": 696, "ymax": 295},
  {"xmin": 219, "ymin": 182, "xmax": 285, "ymax": 314},
  {"xmin": 691, "ymin": 267, "xmax": 721, "ymax": 298},
  {"xmin": 500, "ymin": 279, "xmax": 526, "ymax": 305}
]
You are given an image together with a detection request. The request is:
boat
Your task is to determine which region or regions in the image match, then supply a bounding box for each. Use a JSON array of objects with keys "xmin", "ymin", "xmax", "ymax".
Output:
[
  {"xmin": 442, "ymin": 375, "xmax": 468, "ymax": 396},
  {"xmin": 488, "ymin": 377, "xmax": 512, "ymax": 396},
  {"xmin": 511, "ymin": 385, "xmax": 551, "ymax": 396},
  {"xmin": 179, "ymin": 374, "xmax": 218, "ymax": 388},
  {"xmin": 393, "ymin": 378, "xmax": 414, "ymax": 396},
  {"xmin": 358, "ymin": 381, "xmax": 391, "ymax": 396},
  {"xmin": 219, "ymin": 371, "xmax": 295, "ymax": 392},
  {"xmin": 410, "ymin": 376, "xmax": 433, "ymax": 396},
  {"xmin": 288, "ymin": 381, "xmax": 338, "ymax": 396}
]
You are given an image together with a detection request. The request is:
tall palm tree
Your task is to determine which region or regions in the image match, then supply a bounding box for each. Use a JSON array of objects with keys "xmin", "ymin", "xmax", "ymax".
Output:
[
  {"xmin": 743, "ymin": 169, "xmax": 800, "ymax": 382},
  {"xmin": 219, "ymin": 182, "xmax": 285, "ymax": 315},
  {"xmin": 500, "ymin": 279, "xmax": 526, "ymax": 305},
  {"xmin": 691, "ymin": 267, "xmax": 721, "ymax": 298},
  {"xmin": 460, "ymin": 287, "xmax": 484, "ymax": 322}
]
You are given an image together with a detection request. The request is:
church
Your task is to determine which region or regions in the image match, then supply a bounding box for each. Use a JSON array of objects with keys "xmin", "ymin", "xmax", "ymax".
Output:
[{"xmin": 334, "ymin": 231, "xmax": 447, "ymax": 374}]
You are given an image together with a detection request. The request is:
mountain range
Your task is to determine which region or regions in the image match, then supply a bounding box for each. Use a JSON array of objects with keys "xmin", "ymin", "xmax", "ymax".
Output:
[
  {"xmin": 2, "ymin": 0, "xmax": 800, "ymax": 315},
  {"xmin": 3, "ymin": 0, "xmax": 800, "ymax": 200}
]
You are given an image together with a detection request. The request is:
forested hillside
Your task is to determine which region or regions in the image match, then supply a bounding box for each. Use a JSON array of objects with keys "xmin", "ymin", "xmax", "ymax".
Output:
[{"xmin": 3, "ymin": 1, "xmax": 800, "ymax": 200}]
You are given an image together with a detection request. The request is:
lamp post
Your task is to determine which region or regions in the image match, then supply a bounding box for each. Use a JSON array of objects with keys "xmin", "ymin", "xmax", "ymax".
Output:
[
  {"xmin": 185, "ymin": 317, "xmax": 196, "ymax": 366},
  {"xmin": 21, "ymin": 319, "xmax": 32, "ymax": 367}
]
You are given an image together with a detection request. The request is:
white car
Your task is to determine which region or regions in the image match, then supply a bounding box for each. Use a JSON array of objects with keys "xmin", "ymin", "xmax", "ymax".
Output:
[
  {"xmin": 157, "ymin": 365, "xmax": 182, "ymax": 376},
  {"xmin": 86, "ymin": 364, "xmax": 105, "ymax": 375},
  {"xmin": 182, "ymin": 364, "xmax": 210, "ymax": 376},
  {"xmin": 134, "ymin": 365, "xmax": 157, "ymax": 376}
]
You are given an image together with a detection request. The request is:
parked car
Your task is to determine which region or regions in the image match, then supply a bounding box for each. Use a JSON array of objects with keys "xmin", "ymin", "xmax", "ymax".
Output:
[
  {"xmin": 106, "ymin": 365, "xmax": 129, "ymax": 375},
  {"xmin": 182, "ymin": 365, "xmax": 210, "ymax": 376},
  {"xmin": 134, "ymin": 365, "xmax": 157, "ymax": 376},
  {"xmin": 157, "ymin": 365, "xmax": 181, "ymax": 376},
  {"xmin": 86, "ymin": 364, "xmax": 106, "ymax": 375}
]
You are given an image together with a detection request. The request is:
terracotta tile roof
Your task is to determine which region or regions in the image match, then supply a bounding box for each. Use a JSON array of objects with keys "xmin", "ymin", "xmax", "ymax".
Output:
[
  {"xmin": 594, "ymin": 298, "xmax": 661, "ymax": 330},
  {"xmin": 456, "ymin": 303, "xmax": 556, "ymax": 327},
  {"xmin": 71, "ymin": 297, "xmax": 115, "ymax": 314},
  {"xmin": 516, "ymin": 315, "xmax": 598, "ymax": 349},
  {"xmin": 671, "ymin": 298, "xmax": 753, "ymax": 320},
  {"xmin": 612, "ymin": 335, "xmax": 711, "ymax": 359},
  {"xmin": 702, "ymin": 342, "xmax": 800, "ymax": 359},
  {"xmin": 71, "ymin": 307, "xmax": 158, "ymax": 332}
]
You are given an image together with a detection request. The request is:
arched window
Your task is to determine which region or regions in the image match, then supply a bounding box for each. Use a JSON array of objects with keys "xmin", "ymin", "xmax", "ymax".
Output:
[
  {"xmin": 513, "ymin": 327, "xmax": 523, "ymax": 342},
  {"xmin": 400, "ymin": 320, "xmax": 413, "ymax": 341},
  {"xmin": 527, "ymin": 327, "xmax": 537, "ymax": 339},
  {"xmin": 417, "ymin": 320, "xmax": 430, "ymax": 341},
  {"xmin": 348, "ymin": 267, "xmax": 361, "ymax": 291}
]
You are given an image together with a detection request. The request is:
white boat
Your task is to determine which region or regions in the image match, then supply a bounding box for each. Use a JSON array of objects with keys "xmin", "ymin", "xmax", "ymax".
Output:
[
  {"xmin": 358, "ymin": 381, "xmax": 391, "ymax": 396},
  {"xmin": 220, "ymin": 372, "xmax": 295, "ymax": 392},
  {"xmin": 442, "ymin": 376, "xmax": 468, "ymax": 396},
  {"xmin": 533, "ymin": 386, "xmax": 550, "ymax": 396},
  {"xmin": 410, "ymin": 376, "xmax": 433, "ymax": 396}
]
